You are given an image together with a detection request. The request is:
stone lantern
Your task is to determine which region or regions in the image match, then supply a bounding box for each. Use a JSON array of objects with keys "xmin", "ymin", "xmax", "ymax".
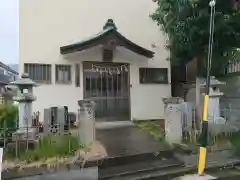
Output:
[
  {"xmin": 202, "ymin": 76, "xmax": 226, "ymax": 124},
  {"xmin": 10, "ymin": 73, "xmax": 37, "ymax": 140}
]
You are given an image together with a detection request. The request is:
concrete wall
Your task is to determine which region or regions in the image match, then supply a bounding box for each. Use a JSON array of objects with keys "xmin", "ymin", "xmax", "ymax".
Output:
[{"xmin": 19, "ymin": 0, "xmax": 171, "ymax": 121}]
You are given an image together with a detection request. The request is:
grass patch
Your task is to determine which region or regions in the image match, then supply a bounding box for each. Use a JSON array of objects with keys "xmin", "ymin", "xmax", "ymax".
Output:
[
  {"xmin": 135, "ymin": 121, "xmax": 240, "ymax": 152},
  {"xmin": 135, "ymin": 121, "xmax": 165, "ymax": 141},
  {"xmin": 230, "ymin": 132, "xmax": 240, "ymax": 150},
  {"xmin": 183, "ymin": 131, "xmax": 233, "ymax": 145},
  {"xmin": 5, "ymin": 134, "xmax": 83, "ymax": 162},
  {"xmin": 182, "ymin": 130, "xmax": 237, "ymax": 152}
]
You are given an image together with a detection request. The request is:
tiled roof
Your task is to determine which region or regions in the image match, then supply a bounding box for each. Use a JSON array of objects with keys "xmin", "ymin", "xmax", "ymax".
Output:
[
  {"xmin": 60, "ymin": 19, "xmax": 154, "ymax": 58},
  {"xmin": 0, "ymin": 61, "xmax": 18, "ymax": 75}
]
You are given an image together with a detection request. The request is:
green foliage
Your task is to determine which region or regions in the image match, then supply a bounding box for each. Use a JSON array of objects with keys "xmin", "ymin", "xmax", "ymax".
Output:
[
  {"xmin": 151, "ymin": 0, "xmax": 240, "ymax": 76},
  {"xmin": 6, "ymin": 135, "xmax": 83, "ymax": 161},
  {"xmin": 0, "ymin": 104, "xmax": 18, "ymax": 137},
  {"xmin": 183, "ymin": 130, "xmax": 233, "ymax": 146},
  {"xmin": 136, "ymin": 121, "xmax": 165, "ymax": 141},
  {"xmin": 230, "ymin": 132, "xmax": 240, "ymax": 150}
]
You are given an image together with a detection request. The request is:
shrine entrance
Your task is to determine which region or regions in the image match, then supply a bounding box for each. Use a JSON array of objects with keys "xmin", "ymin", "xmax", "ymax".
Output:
[
  {"xmin": 61, "ymin": 19, "xmax": 154, "ymax": 122},
  {"xmin": 83, "ymin": 61, "xmax": 130, "ymax": 122}
]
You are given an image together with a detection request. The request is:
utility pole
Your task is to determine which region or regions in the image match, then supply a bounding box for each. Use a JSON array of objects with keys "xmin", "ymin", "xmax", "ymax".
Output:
[{"xmin": 197, "ymin": 0, "xmax": 216, "ymax": 176}]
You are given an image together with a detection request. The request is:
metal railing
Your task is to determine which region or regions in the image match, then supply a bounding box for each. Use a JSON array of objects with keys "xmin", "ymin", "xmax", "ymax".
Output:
[
  {"xmin": 0, "ymin": 112, "xmax": 80, "ymax": 161},
  {"xmin": 224, "ymin": 59, "xmax": 240, "ymax": 74},
  {"xmin": 181, "ymin": 104, "xmax": 240, "ymax": 149}
]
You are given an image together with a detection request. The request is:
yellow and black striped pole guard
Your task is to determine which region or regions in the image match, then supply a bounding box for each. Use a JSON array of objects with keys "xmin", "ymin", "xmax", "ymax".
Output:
[
  {"xmin": 198, "ymin": 95, "xmax": 209, "ymax": 175},
  {"xmin": 197, "ymin": 0, "xmax": 216, "ymax": 176}
]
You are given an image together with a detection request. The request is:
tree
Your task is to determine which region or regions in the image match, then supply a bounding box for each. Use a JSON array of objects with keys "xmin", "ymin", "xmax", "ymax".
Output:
[
  {"xmin": 151, "ymin": 0, "xmax": 240, "ymax": 76},
  {"xmin": 0, "ymin": 104, "xmax": 18, "ymax": 138}
]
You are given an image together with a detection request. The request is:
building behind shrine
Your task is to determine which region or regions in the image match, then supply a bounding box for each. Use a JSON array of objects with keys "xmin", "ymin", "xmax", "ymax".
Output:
[{"xmin": 19, "ymin": 0, "xmax": 171, "ymax": 122}]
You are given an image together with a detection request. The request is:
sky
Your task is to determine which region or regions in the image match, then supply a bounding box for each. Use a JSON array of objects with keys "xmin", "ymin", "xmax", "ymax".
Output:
[{"xmin": 0, "ymin": 0, "xmax": 18, "ymax": 64}]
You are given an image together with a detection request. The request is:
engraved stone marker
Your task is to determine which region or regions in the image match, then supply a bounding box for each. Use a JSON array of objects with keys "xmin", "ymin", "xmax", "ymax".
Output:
[
  {"xmin": 163, "ymin": 97, "xmax": 184, "ymax": 144},
  {"xmin": 78, "ymin": 100, "xmax": 96, "ymax": 146}
]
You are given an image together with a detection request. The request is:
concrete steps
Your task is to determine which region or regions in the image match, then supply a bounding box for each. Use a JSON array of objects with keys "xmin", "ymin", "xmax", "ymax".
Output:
[
  {"xmin": 99, "ymin": 158, "xmax": 183, "ymax": 180},
  {"xmin": 98, "ymin": 150, "xmax": 240, "ymax": 180},
  {"xmin": 100, "ymin": 164, "xmax": 240, "ymax": 180}
]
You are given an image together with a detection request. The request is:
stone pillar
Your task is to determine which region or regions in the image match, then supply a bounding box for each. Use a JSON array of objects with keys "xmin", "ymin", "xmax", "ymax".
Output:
[
  {"xmin": 78, "ymin": 100, "xmax": 96, "ymax": 146},
  {"xmin": 208, "ymin": 89, "xmax": 220, "ymax": 121},
  {"xmin": 12, "ymin": 89, "xmax": 36, "ymax": 140},
  {"xmin": 18, "ymin": 102, "xmax": 26, "ymax": 129},
  {"xmin": 196, "ymin": 77, "xmax": 204, "ymax": 123},
  {"xmin": 43, "ymin": 108, "xmax": 51, "ymax": 135},
  {"xmin": 58, "ymin": 107, "xmax": 65, "ymax": 134},
  {"xmin": 17, "ymin": 93, "xmax": 33, "ymax": 130},
  {"xmin": 57, "ymin": 106, "xmax": 68, "ymax": 134},
  {"xmin": 163, "ymin": 97, "xmax": 183, "ymax": 144}
]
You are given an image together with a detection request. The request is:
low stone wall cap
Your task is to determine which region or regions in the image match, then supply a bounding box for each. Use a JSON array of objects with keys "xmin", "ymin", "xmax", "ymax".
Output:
[
  {"xmin": 162, "ymin": 97, "xmax": 184, "ymax": 104},
  {"xmin": 78, "ymin": 100, "xmax": 96, "ymax": 108}
]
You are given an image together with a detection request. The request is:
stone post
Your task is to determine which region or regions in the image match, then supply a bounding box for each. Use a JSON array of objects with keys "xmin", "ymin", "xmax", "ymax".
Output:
[
  {"xmin": 58, "ymin": 107, "xmax": 65, "ymax": 134},
  {"xmin": 163, "ymin": 97, "xmax": 184, "ymax": 144},
  {"xmin": 78, "ymin": 100, "xmax": 96, "ymax": 146},
  {"xmin": 43, "ymin": 108, "xmax": 51, "ymax": 135},
  {"xmin": 57, "ymin": 106, "xmax": 69, "ymax": 134},
  {"xmin": 196, "ymin": 77, "xmax": 203, "ymax": 124}
]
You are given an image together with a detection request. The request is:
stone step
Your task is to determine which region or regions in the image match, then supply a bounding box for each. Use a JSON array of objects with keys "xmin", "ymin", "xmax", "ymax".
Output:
[
  {"xmin": 99, "ymin": 158, "xmax": 183, "ymax": 179},
  {"xmin": 99, "ymin": 156, "xmax": 240, "ymax": 180},
  {"xmin": 173, "ymin": 168, "xmax": 240, "ymax": 180},
  {"xmin": 103, "ymin": 166, "xmax": 240, "ymax": 180},
  {"xmin": 98, "ymin": 150, "xmax": 176, "ymax": 169}
]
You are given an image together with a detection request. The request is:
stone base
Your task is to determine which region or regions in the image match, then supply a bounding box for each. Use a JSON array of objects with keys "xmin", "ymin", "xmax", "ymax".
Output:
[
  {"xmin": 79, "ymin": 121, "xmax": 95, "ymax": 146},
  {"xmin": 12, "ymin": 128, "xmax": 36, "ymax": 141}
]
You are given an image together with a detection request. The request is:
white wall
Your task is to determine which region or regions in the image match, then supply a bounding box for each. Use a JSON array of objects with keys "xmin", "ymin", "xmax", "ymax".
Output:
[{"xmin": 19, "ymin": 0, "xmax": 171, "ymax": 121}]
